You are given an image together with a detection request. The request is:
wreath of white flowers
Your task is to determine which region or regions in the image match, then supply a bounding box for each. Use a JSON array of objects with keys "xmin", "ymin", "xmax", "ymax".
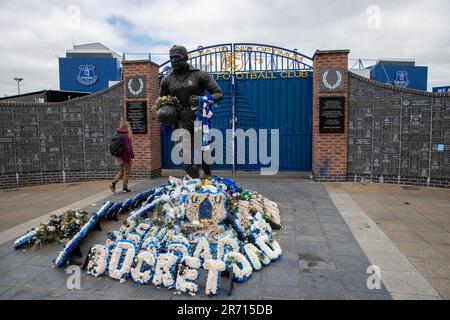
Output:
[
  {"xmin": 109, "ymin": 240, "xmax": 137, "ymax": 282},
  {"xmin": 152, "ymin": 253, "xmax": 179, "ymax": 289},
  {"xmin": 126, "ymin": 233, "xmax": 143, "ymax": 250},
  {"xmin": 204, "ymin": 258, "xmax": 226, "ymax": 296},
  {"xmin": 131, "ymin": 250, "xmax": 156, "ymax": 285},
  {"xmin": 127, "ymin": 78, "xmax": 144, "ymax": 96},
  {"xmin": 86, "ymin": 245, "xmax": 110, "ymax": 277},
  {"xmin": 224, "ymin": 251, "xmax": 253, "ymax": 283},
  {"xmin": 255, "ymin": 235, "xmax": 283, "ymax": 262},
  {"xmin": 322, "ymin": 70, "xmax": 343, "ymax": 90},
  {"xmin": 192, "ymin": 237, "xmax": 212, "ymax": 268},
  {"xmin": 175, "ymin": 256, "xmax": 201, "ymax": 295},
  {"xmin": 243, "ymin": 243, "xmax": 271, "ymax": 272},
  {"xmin": 56, "ymin": 176, "xmax": 286, "ymax": 296},
  {"xmin": 217, "ymin": 237, "xmax": 240, "ymax": 261}
]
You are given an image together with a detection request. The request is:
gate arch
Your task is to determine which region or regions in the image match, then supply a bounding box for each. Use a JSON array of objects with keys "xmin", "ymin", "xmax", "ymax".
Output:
[{"xmin": 159, "ymin": 43, "xmax": 313, "ymax": 172}]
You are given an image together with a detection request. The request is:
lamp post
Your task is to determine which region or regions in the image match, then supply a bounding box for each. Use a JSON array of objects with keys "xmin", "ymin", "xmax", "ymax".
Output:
[{"xmin": 13, "ymin": 78, "xmax": 23, "ymax": 95}]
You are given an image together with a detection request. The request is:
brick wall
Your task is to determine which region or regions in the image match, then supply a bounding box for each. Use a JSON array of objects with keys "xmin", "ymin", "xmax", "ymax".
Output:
[
  {"xmin": 122, "ymin": 60, "xmax": 161, "ymax": 178},
  {"xmin": 312, "ymin": 50, "xmax": 350, "ymax": 181}
]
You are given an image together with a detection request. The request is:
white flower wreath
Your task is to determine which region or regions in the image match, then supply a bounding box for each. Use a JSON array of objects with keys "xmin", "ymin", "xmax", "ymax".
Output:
[
  {"xmin": 131, "ymin": 251, "xmax": 156, "ymax": 285},
  {"xmin": 175, "ymin": 256, "xmax": 201, "ymax": 295},
  {"xmin": 126, "ymin": 232, "xmax": 143, "ymax": 251},
  {"xmin": 217, "ymin": 237, "xmax": 240, "ymax": 261},
  {"xmin": 255, "ymin": 235, "xmax": 282, "ymax": 262},
  {"xmin": 109, "ymin": 240, "xmax": 137, "ymax": 282},
  {"xmin": 204, "ymin": 258, "xmax": 226, "ymax": 296},
  {"xmin": 243, "ymin": 243, "xmax": 271, "ymax": 272},
  {"xmin": 142, "ymin": 235, "xmax": 160, "ymax": 255},
  {"xmin": 167, "ymin": 241, "xmax": 191, "ymax": 263},
  {"xmin": 224, "ymin": 251, "xmax": 253, "ymax": 283},
  {"xmin": 152, "ymin": 253, "xmax": 179, "ymax": 289},
  {"xmin": 136, "ymin": 223, "xmax": 151, "ymax": 236},
  {"xmin": 86, "ymin": 245, "xmax": 110, "ymax": 277},
  {"xmin": 192, "ymin": 237, "xmax": 212, "ymax": 267}
]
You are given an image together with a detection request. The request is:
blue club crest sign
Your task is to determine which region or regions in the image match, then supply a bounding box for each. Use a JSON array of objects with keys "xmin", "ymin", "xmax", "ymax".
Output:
[
  {"xmin": 77, "ymin": 65, "xmax": 98, "ymax": 86},
  {"xmin": 393, "ymin": 71, "xmax": 409, "ymax": 88}
]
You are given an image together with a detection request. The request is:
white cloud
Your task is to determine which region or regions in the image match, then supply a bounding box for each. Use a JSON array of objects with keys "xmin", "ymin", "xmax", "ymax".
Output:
[{"xmin": 0, "ymin": 0, "xmax": 449, "ymax": 95}]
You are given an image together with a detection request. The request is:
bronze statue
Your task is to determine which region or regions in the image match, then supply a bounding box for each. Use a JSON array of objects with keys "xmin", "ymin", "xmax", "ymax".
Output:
[{"xmin": 160, "ymin": 45, "xmax": 223, "ymax": 179}]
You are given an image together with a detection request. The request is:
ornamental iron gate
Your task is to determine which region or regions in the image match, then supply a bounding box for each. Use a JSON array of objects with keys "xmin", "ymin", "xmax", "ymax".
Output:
[{"xmin": 160, "ymin": 43, "xmax": 313, "ymax": 172}]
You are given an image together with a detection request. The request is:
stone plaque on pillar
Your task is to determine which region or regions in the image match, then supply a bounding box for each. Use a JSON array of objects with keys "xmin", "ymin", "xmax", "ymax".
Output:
[
  {"xmin": 320, "ymin": 68, "xmax": 345, "ymax": 93},
  {"xmin": 126, "ymin": 101, "xmax": 147, "ymax": 134},
  {"xmin": 126, "ymin": 76, "xmax": 147, "ymax": 98},
  {"xmin": 319, "ymin": 97, "xmax": 345, "ymax": 133}
]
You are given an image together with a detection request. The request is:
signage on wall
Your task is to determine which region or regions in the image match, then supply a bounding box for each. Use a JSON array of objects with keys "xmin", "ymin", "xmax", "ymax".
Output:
[
  {"xmin": 126, "ymin": 101, "xmax": 147, "ymax": 134},
  {"xmin": 393, "ymin": 71, "xmax": 410, "ymax": 88},
  {"xmin": 126, "ymin": 76, "xmax": 147, "ymax": 98},
  {"xmin": 432, "ymin": 86, "xmax": 450, "ymax": 93},
  {"xmin": 77, "ymin": 65, "xmax": 98, "ymax": 86},
  {"xmin": 320, "ymin": 68, "xmax": 345, "ymax": 93},
  {"xmin": 319, "ymin": 97, "xmax": 345, "ymax": 133}
]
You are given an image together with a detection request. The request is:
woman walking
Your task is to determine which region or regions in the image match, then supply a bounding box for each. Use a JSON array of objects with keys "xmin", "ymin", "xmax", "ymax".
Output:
[{"xmin": 110, "ymin": 120, "xmax": 134, "ymax": 193}]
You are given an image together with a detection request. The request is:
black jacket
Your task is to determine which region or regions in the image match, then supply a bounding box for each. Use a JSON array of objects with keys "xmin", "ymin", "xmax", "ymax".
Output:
[{"xmin": 160, "ymin": 64, "xmax": 223, "ymax": 131}]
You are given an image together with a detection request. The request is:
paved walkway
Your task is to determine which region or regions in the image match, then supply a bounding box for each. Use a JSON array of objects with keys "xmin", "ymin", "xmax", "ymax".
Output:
[
  {"xmin": 328, "ymin": 183, "xmax": 450, "ymax": 299},
  {"xmin": 0, "ymin": 178, "xmax": 393, "ymax": 300},
  {"xmin": 0, "ymin": 180, "xmax": 141, "ymax": 232}
]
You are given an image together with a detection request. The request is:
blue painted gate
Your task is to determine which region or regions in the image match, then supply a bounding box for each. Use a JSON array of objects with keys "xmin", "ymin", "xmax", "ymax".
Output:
[{"xmin": 160, "ymin": 43, "xmax": 313, "ymax": 172}]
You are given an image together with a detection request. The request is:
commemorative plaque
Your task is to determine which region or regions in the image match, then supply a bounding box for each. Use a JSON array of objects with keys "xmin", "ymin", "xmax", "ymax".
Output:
[
  {"xmin": 126, "ymin": 101, "xmax": 147, "ymax": 134},
  {"xmin": 320, "ymin": 68, "xmax": 345, "ymax": 93},
  {"xmin": 126, "ymin": 76, "xmax": 147, "ymax": 98},
  {"xmin": 319, "ymin": 97, "xmax": 345, "ymax": 133}
]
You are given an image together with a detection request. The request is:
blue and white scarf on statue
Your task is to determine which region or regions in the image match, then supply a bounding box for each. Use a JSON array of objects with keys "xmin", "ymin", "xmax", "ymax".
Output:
[{"xmin": 194, "ymin": 95, "xmax": 216, "ymax": 151}]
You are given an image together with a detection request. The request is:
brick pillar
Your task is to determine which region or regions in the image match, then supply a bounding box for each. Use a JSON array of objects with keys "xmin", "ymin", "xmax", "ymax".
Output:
[
  {"xmin": 312, "ymin": 50, "xmax": 350, "ymax": 181},
  {"xmin": 122, "ymin": 60, "xmax": 161, "ymax": 178}
]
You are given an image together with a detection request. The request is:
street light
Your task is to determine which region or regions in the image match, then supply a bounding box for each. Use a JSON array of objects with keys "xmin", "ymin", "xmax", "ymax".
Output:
[{"xmin": 13, "ymin": 78, "xmax": 23, "ymax": 95}]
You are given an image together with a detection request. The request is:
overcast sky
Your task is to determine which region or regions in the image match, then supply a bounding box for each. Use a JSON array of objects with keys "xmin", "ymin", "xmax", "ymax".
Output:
[{"xmin": 0, "ymin": 0, "xmax": 448, "ymax": 96}]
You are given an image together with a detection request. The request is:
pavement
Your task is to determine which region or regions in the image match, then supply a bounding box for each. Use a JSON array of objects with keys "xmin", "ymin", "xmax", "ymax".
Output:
[
  {"xmin": 326, "ymin": 183, "xmax": 450, "ymax": 300},
  {"xmin": 0, "ymin": 175, "xmax": 448, "ymax": 300}
]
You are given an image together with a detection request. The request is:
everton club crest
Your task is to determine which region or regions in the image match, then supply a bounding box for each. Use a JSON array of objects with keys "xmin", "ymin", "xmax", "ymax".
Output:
[
  {"xmin": 76, "ymin": 65, "xmax": 98, "ymax": 86},
  {"xmin": 393, "ymin": 71, "xmax": 410, "ymax": 88}
]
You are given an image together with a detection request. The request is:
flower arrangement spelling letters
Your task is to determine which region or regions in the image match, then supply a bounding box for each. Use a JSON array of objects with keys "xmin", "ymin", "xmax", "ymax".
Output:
[
  {"xmin": 78, "ymin": 176, "xmax": 283, "ymax": 296},
  {"xmin": 109, "ymin": 240, "xmax": 137, "ymax": 282},
  {"xmin": 86, "ymin": 245, "xmax": 110, "ymax": 277}
]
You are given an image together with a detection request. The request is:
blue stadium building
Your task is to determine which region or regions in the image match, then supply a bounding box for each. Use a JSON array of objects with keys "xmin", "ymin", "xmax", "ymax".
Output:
[
  {"xmin": 370, "ymin": 59, "xmax": 428, "ymax": 91},
  {"xmin": 59, "ymin": 43, "xmax": 122, "ymax": 93}
]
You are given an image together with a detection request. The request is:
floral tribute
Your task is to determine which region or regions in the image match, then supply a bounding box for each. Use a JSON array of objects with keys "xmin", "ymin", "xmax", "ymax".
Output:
[
  {"xmin": 84, "ymin": 176, "xmax": 283, "ymax": 296},
  {"xmin": 14, "ymin": 210, "xmax": 89, "ymax": 249}
]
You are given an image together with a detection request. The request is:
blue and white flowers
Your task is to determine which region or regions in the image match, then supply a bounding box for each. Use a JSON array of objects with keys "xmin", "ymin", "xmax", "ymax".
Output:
[
  {"xmin": 109, "ymin": 240, "xmax": 136, "ymax": 282},
  {"xmin": 76, "ymin": 176, "xmax": 283, "ymax": 296},
  {"xmin": 86, "ymin": 245, "xmax": 109, "ymax": 277}
]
